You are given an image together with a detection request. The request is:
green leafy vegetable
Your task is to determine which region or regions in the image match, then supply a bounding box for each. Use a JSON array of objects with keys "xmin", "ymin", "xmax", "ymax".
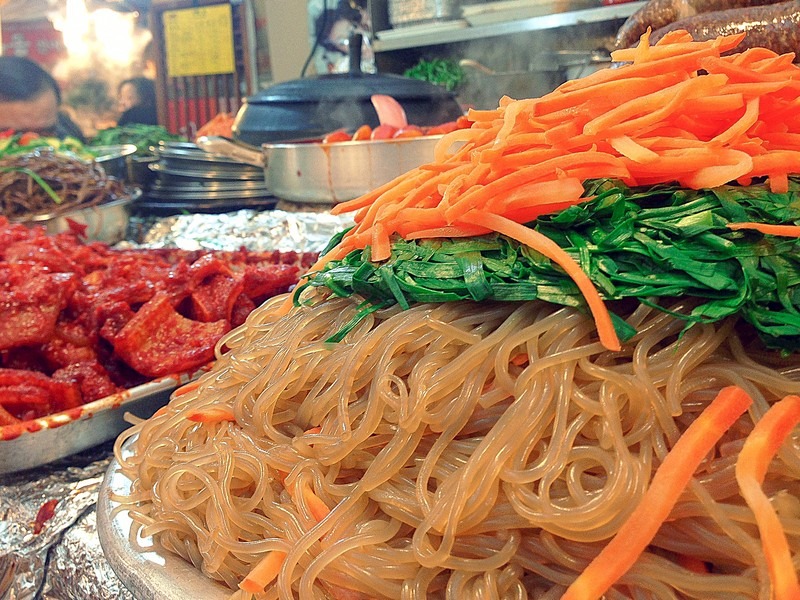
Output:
[
  {"xmin": 90, "ymin": 125, "xmax": 184, "ymax": 156},
  {"xmin": 300, "ymin": 177, "xmax": 800, "ymax": 351},
  {"xmin": 404, "ymin": 58, "xmax": 465, "ymax": 92}
]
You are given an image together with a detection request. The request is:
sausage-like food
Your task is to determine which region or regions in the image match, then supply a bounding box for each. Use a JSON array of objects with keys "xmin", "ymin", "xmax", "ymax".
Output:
[
  {"xmin": 615, "ymin": 0, "xmax": 778, "ymax": 48},
  {"xmin": 650, "ymin": 1, "xmax": 800, "ymax": 57}
]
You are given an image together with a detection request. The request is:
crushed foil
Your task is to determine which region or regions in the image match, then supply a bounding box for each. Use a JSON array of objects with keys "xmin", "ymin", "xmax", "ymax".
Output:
[
  {"xmin": 0, "ymin": 442, "xmax": 131, "ymax": 600},
  {"xmin": 0, "ymin": 208, "xmax": 351, "ymax": 599},
  {"xmin": 127, "ymin": 208, "xmax": 354, "ymax": 253}
]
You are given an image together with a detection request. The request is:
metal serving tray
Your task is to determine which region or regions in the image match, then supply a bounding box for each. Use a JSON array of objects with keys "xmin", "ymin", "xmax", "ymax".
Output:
[
  {"xmin": 0, "ymin": 369, "xmax": 204, "ymax": 475},
  {"xmin": 98, "ymin": 441, "xmax": 231, "ymax": 600}
]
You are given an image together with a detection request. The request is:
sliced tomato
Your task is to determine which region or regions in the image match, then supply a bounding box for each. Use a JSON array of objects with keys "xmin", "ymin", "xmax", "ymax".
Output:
[
  {"xmin": 322, "ymin": 129, "xmax": 351, "ymax": 143},
  {"xmin": 351, "ymin": 124, "xmax": 372, "ymax": 141},
  {"xmin": 18, "ymin": 131, "xmax": 40, "ymax": 146},
  {"xmin": 393, "ymin": 126, "xmax": 424, "ymax": 139},
  {"xmin": 370, "ymin": 124, "xmax": 397, "ymax": 140}
]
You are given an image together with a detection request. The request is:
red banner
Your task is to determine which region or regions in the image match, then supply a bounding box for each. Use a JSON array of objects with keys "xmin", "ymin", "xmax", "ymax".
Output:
[{"xmin": 1, "ymin": 18, "xmax": 66, "ymax": 68}]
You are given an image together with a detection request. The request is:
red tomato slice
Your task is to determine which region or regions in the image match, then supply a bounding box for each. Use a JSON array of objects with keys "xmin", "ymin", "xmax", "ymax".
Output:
[
  {"xmin": 370, "ymin": 124, "xmax": 397, "ymax": 140},
  {"xmin": 351, "ymin": 124, "xmax": 372, "ymax": 141},
  {"xmin": 322, "ymin": 129, "xmax": 351, "ymax": 143},
  {"xmin": 393, "ymin": 126, "xmax": 424, "ymax": 139}
]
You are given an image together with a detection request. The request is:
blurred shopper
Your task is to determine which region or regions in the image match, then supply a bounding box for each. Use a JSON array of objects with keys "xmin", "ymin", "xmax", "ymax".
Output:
[
  {"xmin": 117, "ymin": 77, "xmax": 158, "ymax": 126},
  {"xmin": 0, "ymin": 55, "xmax": 86, "ymax": 141}
]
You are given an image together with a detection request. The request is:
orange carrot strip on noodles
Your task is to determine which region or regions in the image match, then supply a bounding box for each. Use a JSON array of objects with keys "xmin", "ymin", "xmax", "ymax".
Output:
[
  {"xmin": 562, "ymin": 386, "xmax": 753, "ymax": 600},
  {"xmin": 186, "ymin": 406, "xmax": 236, "ymax": 424},
  {"xmin": 302, "ymin": 485, "xmax": 332, "ymax": 522},
  {"xmin": 457, "ymin": 210, "xmax": 621, "ymax": 351},
  {"xmin": 239, "ymin": 550, "xmax": 288, "ymax": 593},
  {"xmin": 173, "ymin": 380, "xmax": 200, "ymax": 398},
  {"xmin": 735, "ymin": 395, "xmax": 800, "ymax": 600},
  {"xmin": 676, "ymin": 554, "xmax": 711, "ymax": 574},
  {"xmin": 727, "ymin": 222, "xmax": 800, "ymax": 237}
]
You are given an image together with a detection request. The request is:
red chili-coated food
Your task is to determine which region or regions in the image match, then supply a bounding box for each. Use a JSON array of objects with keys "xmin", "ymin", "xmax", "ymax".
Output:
[{"xmin": 0, "ymin": 218, "xmax": 318, "ymax": 424}]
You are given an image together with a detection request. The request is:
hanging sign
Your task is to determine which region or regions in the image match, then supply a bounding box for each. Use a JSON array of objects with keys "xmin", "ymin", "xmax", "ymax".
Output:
[{"xmin": 163, "ymin": 3, "xmax": 235, "ymax": 77}]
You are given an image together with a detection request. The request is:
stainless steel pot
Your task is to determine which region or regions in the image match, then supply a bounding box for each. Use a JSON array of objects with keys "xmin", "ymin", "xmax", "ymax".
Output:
[{"xmin": 197, "ymin": 135, "xmax": 447, "ymax": 204}]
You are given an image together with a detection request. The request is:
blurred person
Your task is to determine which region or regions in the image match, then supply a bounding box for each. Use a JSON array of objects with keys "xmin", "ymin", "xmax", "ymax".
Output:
[
  {"xmin": 0, "ymin": 55, "xmax": 86, "ymax": 141},
  {"xmin": 117, "ymin": 77, "xmax": 158, "ymax": 126}
]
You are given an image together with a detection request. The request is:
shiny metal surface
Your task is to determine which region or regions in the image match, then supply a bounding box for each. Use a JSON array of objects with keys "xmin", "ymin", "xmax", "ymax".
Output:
[
  {"xmin": 198, "ymin": 135, "xmax": 446, "ymax": 204},
  {"xmin": 0, "ymin": 369, "xmax": 201, "ymax": 474},
  {"xmin": 373, "ymin": 1, "xmax": 646, "ymax": 51},
  {"xmin": 98, "ymin": 445, "xmax": 231, "ymax": 600},
  {"xmin": 20, "ymin": 191, "xmax": 140, "ymax": 243}
]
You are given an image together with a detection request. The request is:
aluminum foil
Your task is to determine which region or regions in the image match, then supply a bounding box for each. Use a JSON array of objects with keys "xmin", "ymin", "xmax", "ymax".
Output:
[
  {"xmin": 128, "ymin": 208, "xmax": 353, "ymax": 253},
  {"xmin": 0, "ymin": 443, "xmax": 131, "ymax": 600}
]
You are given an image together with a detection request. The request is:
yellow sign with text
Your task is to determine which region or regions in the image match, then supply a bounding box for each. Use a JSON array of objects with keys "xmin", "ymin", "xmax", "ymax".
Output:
[{"xmin": 163, "ymin": 4, "xmax": 235, "ymax": 77}]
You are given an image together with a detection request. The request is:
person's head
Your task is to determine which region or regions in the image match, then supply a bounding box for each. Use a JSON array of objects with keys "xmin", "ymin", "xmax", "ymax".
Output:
[
  {"xmin": 0, "ymin": 56, "xmax": 62, "ymax": 135},
  {"xmin": 117, "ymin": 77, "xmax": 156, "ymax": 113}
]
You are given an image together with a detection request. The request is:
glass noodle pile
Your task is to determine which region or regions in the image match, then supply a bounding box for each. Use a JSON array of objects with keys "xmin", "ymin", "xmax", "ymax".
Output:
[{"xmin": 114, "ymin": 31, "xmax": 800, "ymax": 600}]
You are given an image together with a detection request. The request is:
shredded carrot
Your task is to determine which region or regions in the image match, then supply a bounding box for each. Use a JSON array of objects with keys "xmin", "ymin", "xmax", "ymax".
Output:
[
  {"xmin": 302, "ymin": 485, "xmax": 331, "ymax": 522},
  {"xmin": 304, "ymin": 31, "xmax": 800, "ymax": 351},
  {"xmin": 239, "ymin": 550, "xmax": 287, "ymax": 593},
  {"xmin": 459, "ymin": 210, "xmax": 621, "ymax": 351},
  {"xmin": 735, "ymin": 395, "xmax": 800, "ymax": 600},
  {"xmin": 676, "ymin": 554, "xmax": 710, "ymax": 574},
  {"xmin": 173, "ymin": 380, "xmax": 200, "ymax": 397},
  {"xmin": 562, "ymin": 386, "xmax": 753, "ymax": 600},
  {"xmin": 186, "ymin": 406, "xmax": 236, "ymax": 424},
  {"xmin": 728, "ymin": 222, "xmax": 800, "ymax": 237}
]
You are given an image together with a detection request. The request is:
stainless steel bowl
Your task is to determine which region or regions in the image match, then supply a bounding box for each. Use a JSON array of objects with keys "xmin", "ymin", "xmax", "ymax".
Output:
[
  {"xmin": 21, "ymin": 189, "xmax": 140, "ymax": 243},
  {"xmin": 92, "ymin": 144, "xmax": 138, "ymax": 180}
]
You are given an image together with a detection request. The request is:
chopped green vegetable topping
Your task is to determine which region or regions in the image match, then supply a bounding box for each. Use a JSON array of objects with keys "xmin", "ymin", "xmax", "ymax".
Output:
[{"xmin": 299, "ymin": 177, "xmax": 800, "ymax": 351}]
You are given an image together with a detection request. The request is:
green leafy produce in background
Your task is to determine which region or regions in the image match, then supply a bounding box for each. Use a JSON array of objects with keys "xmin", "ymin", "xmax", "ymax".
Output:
[
  {"xmin": 0, "ymin": 133, "xmax": 91, "ymax": 161},
  {"xmin": 404, "ymin": 58, "xmax": 465, "ymax": 92},
  {"xmin": 91, "ymin": 124, "xmax": 185, "ymax": 156}
]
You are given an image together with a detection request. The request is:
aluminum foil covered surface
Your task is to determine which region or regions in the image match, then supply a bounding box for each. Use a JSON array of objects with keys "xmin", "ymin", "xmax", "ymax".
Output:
[
  {"xmin": 129, "ymin": 208, "xmax": 353, "ymax": 253},
  {"xmin": 0, "ymin": 443, "xmax": 132, "ymax": 600}
]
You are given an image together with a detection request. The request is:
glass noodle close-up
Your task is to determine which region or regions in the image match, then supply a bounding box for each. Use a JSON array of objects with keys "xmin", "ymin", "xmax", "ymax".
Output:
[{"xmin": 112, "ymin": 30, "xmax": 800, "ymax": 600}]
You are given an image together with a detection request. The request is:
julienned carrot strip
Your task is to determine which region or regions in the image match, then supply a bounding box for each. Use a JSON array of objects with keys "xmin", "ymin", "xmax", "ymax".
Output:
[
  {"xmin": 562, "ymin": 386, "xmax": 753, "ymax": 600},
  {"xmin": 173, "ymin": 380, "xmax": 200, "ymax": 397},
  {"xmin": 302, "ymin": 485, "xmax": 332, "ymax": 522},
  {"xmin": 186, "ymin": 406, "xmax": 236, "ymax": 424},
  {"xmin": 676, "ymin": 554, "xmax": 710, "ymax": 574},
  {"xmin": 710, "ymin": 97, "xmax": 759, "ymax": 144},
  {"xmin": 769, "ymin": 172, "xmax": 789, "ymax": 194},
  {"xmin": 608, "ymin": 136, "xmax": 659, "ymax": 164},
  {"xmin": 239, "ymin": 550, "xmax": 287, "ymax": 593},
  {"xmin": 727, "ymin": 222, "xmax": 800, "ymax": 237},
  {"xmin": 458, "ymin": 210, "xmax": 621, "ymax": 352},
  {"xmin": 582, "ymin": 74, "xmax": 728, "ymax": 137},
  {"xmin": 735, "ymin": 395, "xmax": 800, "ymax": 600}
]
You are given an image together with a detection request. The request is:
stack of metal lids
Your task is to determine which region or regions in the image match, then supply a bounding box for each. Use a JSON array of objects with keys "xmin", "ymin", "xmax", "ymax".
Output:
[{"xmin": 137, "ymin": 141, "xmax": 276, "ymax": 215}]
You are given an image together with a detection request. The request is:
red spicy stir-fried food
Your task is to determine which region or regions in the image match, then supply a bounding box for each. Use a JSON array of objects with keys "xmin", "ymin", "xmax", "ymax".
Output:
[{"xmin": 0, "ymin": 217, "xmax": 317, "ymax": 424}]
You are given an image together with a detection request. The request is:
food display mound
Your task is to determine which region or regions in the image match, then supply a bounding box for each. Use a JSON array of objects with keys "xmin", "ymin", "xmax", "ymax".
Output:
[
  {"xmin": 107, "ymin": 31, "xmax": 800, "ymax": 599},
  {"xmin": 0, "ymin": 217, "xmax": 317, "ymax": 431}
]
